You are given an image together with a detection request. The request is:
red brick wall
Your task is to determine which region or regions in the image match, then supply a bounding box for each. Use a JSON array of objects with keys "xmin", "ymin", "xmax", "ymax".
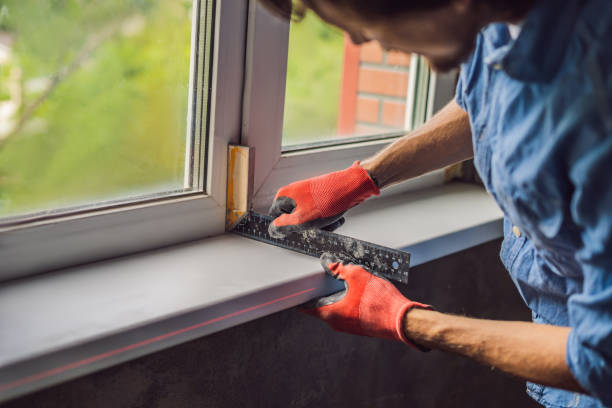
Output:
[{"xmin": 338, "ymin": 35, "xmax": 411, "ymax": 136}]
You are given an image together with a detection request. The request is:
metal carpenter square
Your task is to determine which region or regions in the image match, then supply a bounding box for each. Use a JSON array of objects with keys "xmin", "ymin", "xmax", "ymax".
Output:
[{"xmin": 232, "ymin": 211, "xmax": 410, "ymax": 284}]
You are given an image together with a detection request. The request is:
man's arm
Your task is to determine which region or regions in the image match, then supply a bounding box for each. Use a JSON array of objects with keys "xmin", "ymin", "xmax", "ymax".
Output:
[
  {"xmin": 361, "ymin": 99, "xmax": 473, "ymax": 188},
  {"xmin": 267, "ymin": 100, "xmax": 472, "ymax": 236},
  {"xmin": 308, "ymin": 256, "xmax": 587, "ymax": 394},
  {"xmin": 404, "ymin": 309, "xmax": 585, "ymax": 392}
]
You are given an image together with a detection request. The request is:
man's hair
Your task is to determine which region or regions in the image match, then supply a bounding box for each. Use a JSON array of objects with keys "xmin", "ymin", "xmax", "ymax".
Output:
[{"xmin": 258, "ymin": 0, "xmax": 533, "ymax": 21}]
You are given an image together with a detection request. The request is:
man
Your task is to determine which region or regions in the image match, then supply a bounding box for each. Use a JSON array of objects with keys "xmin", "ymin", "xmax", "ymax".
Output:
[{"xmin": 259, "ymin": 0, "xmax": 612, "ymax": 407}]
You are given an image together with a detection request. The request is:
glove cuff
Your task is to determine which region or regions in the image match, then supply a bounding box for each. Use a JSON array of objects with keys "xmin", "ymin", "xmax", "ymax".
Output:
[
  {"xmin": 396, "ymin": 301, "xmax": 434, "ymax": 351},
  {"xmin": 351, "ymin": 161, "xmax": 380, "ymax": 197}
]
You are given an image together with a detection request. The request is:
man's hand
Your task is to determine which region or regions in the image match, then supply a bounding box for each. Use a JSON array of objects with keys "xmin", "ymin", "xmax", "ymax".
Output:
[
  {"xmin": 303, "ymin": 253, "xmax": 432, "ymax": 348},
  {"xmin": 268, "ymin": 161, "xmax": 379, "ymax": 238},
  {"xmin": 268, "ymin": 101, "xmax": 473, "ymax": 238},
  {"xmin": 306, "ymin": 255, "xmax": 584, "ymax": 392}
]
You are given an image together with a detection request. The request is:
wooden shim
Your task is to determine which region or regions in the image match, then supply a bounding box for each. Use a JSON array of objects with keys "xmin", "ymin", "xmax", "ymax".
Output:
[{"xmin": 226, "ymin": 145, "xmax": 255, "ymax": 230}]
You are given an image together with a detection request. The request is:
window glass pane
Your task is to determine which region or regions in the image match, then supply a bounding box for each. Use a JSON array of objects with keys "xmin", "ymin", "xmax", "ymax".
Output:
[
  {"xmin": 283, "ymin": 12, "xmax": 421, "ymax": 148},
  {"xmin": 0, "ymin": 0, "xmax": 200, "ymax": 218}
]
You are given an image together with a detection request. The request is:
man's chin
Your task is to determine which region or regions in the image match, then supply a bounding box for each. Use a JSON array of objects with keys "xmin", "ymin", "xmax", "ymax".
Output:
[
  {"xmin": 426, "ymin": 54, "xmax": 469, "ymax": 73},
  {"xmin": 425, "ymin": 43, "xmax": 476, "ymax": 73},
  {"xmin": 426, "ymin": 58, "xmax": 461, "ymax": 73}
]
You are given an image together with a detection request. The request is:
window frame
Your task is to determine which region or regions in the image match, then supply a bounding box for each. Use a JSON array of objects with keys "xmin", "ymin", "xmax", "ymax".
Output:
[
  {"xmin": 0, "ymin": 1, "xmax": 459, "ymax": 282},
  {"xmin": 241, "ymin": 4, "xmax": 458, "ymax": 212},
  {"xmin": 0, "ymin": 0, "xmax": 248, "ymax": 281}
]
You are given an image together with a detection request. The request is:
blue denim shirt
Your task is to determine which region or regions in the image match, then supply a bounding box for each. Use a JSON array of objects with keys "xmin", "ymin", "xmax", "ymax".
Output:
[{"xmin": 455, "ymin": 0, "xmax": 612, "ymax": 407}]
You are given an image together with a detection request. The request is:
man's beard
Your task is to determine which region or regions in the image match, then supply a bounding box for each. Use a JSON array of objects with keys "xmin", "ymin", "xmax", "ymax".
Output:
[{"xmin": 426, "ymin": 37, "xmax": 477, "ymax": 73}]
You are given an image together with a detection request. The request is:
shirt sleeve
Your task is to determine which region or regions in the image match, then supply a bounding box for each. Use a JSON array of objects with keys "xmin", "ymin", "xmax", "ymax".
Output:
[
  {"xmin": 454, "ymin": 31, "xmax": 485, "ymax": 112},
  {"xmin": 566, "ymin": 132, "xmax": 612, "ymax": 404},
  {"xmin": 455, "ymin": 70, "xmax": 466, "ymax": 111}
]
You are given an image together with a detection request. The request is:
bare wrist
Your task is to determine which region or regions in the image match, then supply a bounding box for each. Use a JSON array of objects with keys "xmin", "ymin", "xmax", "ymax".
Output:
[
  {"xmin": 359, "ymin": 159, "xmax": 382, "ymax": 188},
  {"xmin": 403, "ymin": 308, "xmax": 439, "ymax": 349},
  {"xmin": 359, "ymin": 158, "xmax": 375, "ymax": 174}
]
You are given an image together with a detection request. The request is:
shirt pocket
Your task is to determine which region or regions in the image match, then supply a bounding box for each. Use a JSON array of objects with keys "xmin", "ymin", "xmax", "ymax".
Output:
[{"xmin": 500, "ymin": 218, "xmax": 528, "ymax": 272}]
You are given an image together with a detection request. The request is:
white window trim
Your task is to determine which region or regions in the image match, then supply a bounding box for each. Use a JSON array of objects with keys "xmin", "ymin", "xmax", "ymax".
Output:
[
  {"xmin": 241, "ymin": 4, "xmax": 458, "ymax": 213},
  {"xmin": 0, "ymin": 0, "xmax": 248, "ymax": 281}
]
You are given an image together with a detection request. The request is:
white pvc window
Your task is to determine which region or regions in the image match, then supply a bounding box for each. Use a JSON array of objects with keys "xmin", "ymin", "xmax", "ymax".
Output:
[
  {"xmin": 243, "ymin": 4, "xmax": 456, "ymax": 212},
  {"xmin": 0, "ymin": 0, "xmax": 212, "ymax": 218},
  {"xmin": 0, "ymin": 1, "xmax": 456, "ymax": 281},
  {"xmin": 0, "ymin": 0, "xmax": 247, "ymax": 281}
]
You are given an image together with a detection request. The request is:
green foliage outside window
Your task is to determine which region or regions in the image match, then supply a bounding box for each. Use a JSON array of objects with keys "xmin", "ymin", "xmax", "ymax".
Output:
[
  {"xmin": 0, "ymin": 1, "xmax": 345, "ymax": 217},
  {"xmin": 0, "ymin": 0, "xmax": 192, "ymax": 216}
]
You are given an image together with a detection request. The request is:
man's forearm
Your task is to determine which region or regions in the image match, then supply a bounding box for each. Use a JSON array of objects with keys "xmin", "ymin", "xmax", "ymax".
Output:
[
  {"xmin": 361, "ymin": 100, "xmax": 473, "ymax": 188},
  {"xmin": 403, "ymin": 309, "xmax": 585, "ymax": 393}
]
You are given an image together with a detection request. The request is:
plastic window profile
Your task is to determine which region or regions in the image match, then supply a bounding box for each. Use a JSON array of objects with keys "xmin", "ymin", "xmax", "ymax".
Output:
[
  {"xmin": 240, "ymin": 4, "xmax": 459, "ymax": 213},
  {"xmin": 0, "ymin": 0, "xmax": 247, "ymax": 282}
]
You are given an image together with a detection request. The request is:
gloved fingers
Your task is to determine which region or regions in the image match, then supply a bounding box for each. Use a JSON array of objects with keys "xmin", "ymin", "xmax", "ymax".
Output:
[
  {"xmin": 268, "ymin": 196, "xmax": 296, "ymax": 219},
  {"xmin": 268, "ymin": 196, "xmax": 304, "ymax": 238},
  {"xmin": 299, "ymin": 286, "xmax": 347, "ymax": 312},
  {"xmin": 272, "ymin": 212, "xmax": 345, "ymax": 236},
  {"xmin": 312, "ymin": 288, "xmax": 347, "ymax": 307},
  {"xmin": 269, "ymin": 215, "xmax": 339, "ymax": 239},
  {"xmin": 297, "ymin": 254, "xmax": 351, "ymax": 316},
  {"xmin": 320, "ymin": 252, "xmax": 377, "ymax": 280},
  {"xmin": 268, "ymin": 214, "xmax": 304, "ymax": 238},
  {"xmin": 320, "ymin": 252, "xmax": 348, "ymax": 280},
  {"xmin": 306, "ymin": 213, "xmax": 345, "ymax": 231},
  {"xmin": 320, "ymin": 216, "xmax": 345, "ymax": 232},
  {"xmin": 299, "ymin": 304, "xmax": 330, "ymax": 319},
  {"xmin": 299, "ymin": 292, "xmax": 345, "ymax": 318}
]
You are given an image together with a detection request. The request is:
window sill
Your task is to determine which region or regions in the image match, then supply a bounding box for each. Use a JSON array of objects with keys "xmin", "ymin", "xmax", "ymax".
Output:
[{"xmin": 0, "ymin": 181, "xmax": 502, "ymax": 402}]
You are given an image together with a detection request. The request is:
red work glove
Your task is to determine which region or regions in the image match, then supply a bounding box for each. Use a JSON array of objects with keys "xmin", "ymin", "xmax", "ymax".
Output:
[
  {"xmin": 304, "ymin": 253, "xmax": 433, "ymax": 349},
  {"xmin": 268, "ymin": 161, "xmax": 379, "ymax": 238}
]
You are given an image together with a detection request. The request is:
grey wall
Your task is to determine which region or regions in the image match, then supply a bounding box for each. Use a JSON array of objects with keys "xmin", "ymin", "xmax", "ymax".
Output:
[{"xmin": 3, "ymin": 240, "xmax": 540, "ymax": 408}]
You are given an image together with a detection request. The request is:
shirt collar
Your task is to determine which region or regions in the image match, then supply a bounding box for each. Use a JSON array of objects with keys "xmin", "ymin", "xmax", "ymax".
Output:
[{"xmin": 487, "ymin": 0, "xmax": 585, "ymax": 83}]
